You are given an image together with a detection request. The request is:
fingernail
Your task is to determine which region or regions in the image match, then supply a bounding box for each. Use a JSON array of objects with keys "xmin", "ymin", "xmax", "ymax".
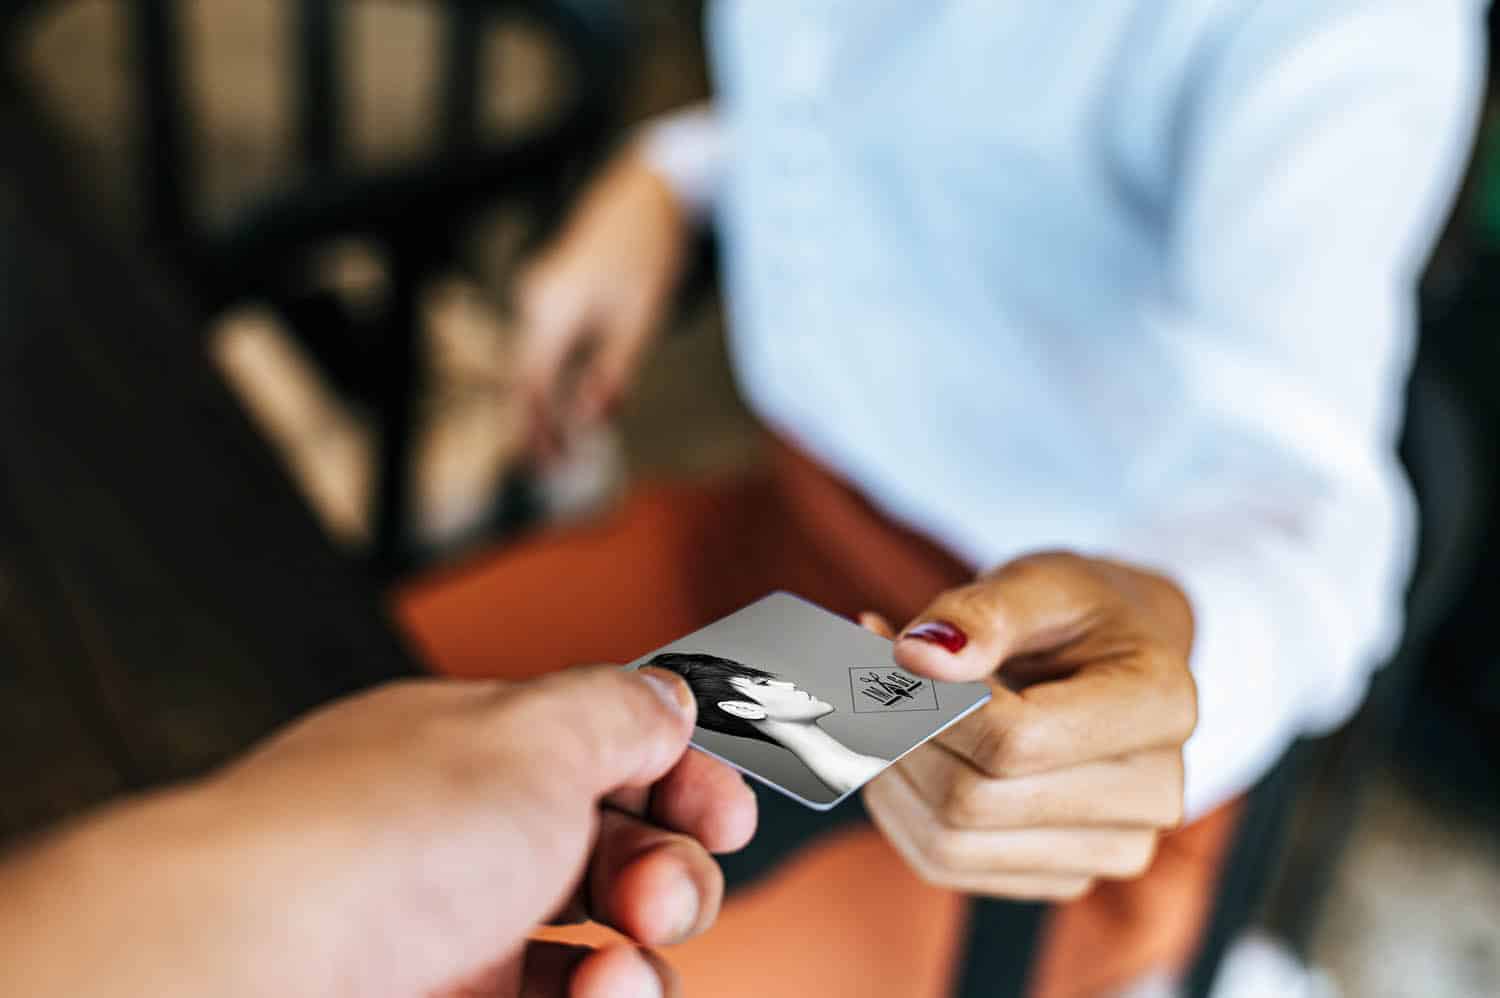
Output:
[
  {"xmin": 622, "ymin": 948, "xmax": 665, "ymax": 998},
  {"xmin": 661, "ymin": 869, "xmax": 701, "ymax": 942},
  {"xmin": 902, "ymin": 620, "xmax": 968, "ymax": 653},
  {"xmin": 638, "ymin": 667, "xmax": 693, "ymax": 716}
]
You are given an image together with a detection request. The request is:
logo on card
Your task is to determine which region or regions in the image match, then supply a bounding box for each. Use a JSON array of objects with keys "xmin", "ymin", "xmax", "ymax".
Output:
[{"xmin": 849, "ymin": 668, "xmax": 939, "ymax": 713}]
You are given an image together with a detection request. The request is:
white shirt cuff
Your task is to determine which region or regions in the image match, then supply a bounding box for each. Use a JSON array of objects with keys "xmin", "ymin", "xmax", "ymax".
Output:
[{"xmin": 634, "ymin": 104, "xmax": 725, "ymax": 223}]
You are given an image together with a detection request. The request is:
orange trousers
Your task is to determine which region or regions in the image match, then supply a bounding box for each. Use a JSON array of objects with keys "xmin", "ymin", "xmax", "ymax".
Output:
[{"xmin": 395, "ymin": 440, "xmax": 1242, "ymax": 998}]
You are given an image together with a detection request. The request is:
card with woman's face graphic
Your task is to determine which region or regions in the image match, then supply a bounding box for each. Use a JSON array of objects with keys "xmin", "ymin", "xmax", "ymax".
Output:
[{"xmin": 626, "ymin": 592, "xmax": 992, "ymax": 810}]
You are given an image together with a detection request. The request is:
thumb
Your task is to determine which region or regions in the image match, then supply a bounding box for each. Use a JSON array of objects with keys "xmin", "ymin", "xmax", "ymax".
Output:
[
  {"xmin": 893, "ymin": 553, "xmax": 1102, "ymax": 683},
  {"xmin": 517, "ymin": 665, "xmax": 699, "ymax": 800},
  {"xmin": 432, "ymin": 666, "xmax": 697, "ymax": 984}
]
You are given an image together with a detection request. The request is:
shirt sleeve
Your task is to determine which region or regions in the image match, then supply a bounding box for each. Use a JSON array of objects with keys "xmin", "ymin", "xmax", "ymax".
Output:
[
  {"xmin": 1104, "ymin": 0, "xmax": 1487, "ymax": 819},
  {"xmin": 634, "ymin": 102, "xmax": 726, "ymax": 222}
]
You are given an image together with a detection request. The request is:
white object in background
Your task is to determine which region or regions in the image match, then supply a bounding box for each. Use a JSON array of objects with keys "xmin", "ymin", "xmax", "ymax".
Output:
[
  {"xmin": 532, "ymin": 424, "xmax": 626, "ymax": 523},
  {"xmin": 1210, "ymin": 931, "xmax": 1339, "ymax": 998}
]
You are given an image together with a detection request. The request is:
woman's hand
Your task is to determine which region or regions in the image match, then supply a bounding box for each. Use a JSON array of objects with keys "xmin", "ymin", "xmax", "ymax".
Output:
[
  {"xmin": 514, "ymin": 149, "xmax": 691, "ymax": 460},
  {"xmin": 860, "ymin": 552, "xmax": 1197, "ymax": 901},
  {"xmin": 0, "ymin": 666, "xmax": 756, "ymax": 998}
]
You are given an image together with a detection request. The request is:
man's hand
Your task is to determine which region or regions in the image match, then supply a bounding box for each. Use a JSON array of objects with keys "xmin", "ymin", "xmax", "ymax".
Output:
[
  {"xmin": 860, "ymin": 552, "xmax": 1197, "ymax": 901},
  {"xmin": 514, "ymin": 149, "xmax": 690, "ymax": 460},
  {"xmin": 0, "ymin": 667, "xmax": 756, "ymax": 998}
]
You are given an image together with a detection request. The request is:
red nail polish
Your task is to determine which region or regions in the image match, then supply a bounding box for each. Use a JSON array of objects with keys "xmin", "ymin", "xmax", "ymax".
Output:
[{"xmin": 903, "ymin": 620, "xmax": 968, "ymax": 653}]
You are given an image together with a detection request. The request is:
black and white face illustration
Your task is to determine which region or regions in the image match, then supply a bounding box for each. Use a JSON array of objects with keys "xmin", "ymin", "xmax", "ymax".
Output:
[
  {"xmin": 646, "ymin": 653, "xmax": 835, "ymax": 738},
  {"xmin": 651, "ymin": 651, "xmax": 840, "ymax": 729},
  {"xmin": 648, "ymin": 650, "xmax": 885, "ymax": 799},
  {"xmin": 725, "ymin": 674, "xmax": 835, "ymax": 722},
  {"xmin": 631, "ymin": 593, "xmax": 992, "ymax": 810}
]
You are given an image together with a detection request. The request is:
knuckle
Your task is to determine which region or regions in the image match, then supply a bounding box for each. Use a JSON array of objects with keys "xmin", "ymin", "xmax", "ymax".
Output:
[
  {"xmin": 977, "ymin": 718, "xmax": 1047, "ymax": 778},
  {"xmin": 955, "ymin": 706, "xmax": 1022, "ymax": 777},
  {"xmin": 526, "ymin": 672, "xmax": 645, "ymax": 773},
  {"xmin": 912, "ymin": 860, "xmax": 957, "ymax": 892},
  {"xmin": 1157, "ymin": 757, "xmax": 1187, "ymax": 828},
  {"xmin": 1161, "ymin": 792, "xmax": 1186, "ymax": 830},
  {"xmin": 939, "ymin": 766, "xmax": 990, "ymax": 828},
  {"xmin": 415, "ymin": 714, "xmax": 500, "ymax": 802},
  {"xmin": 361, "ymin": 676, "xmax": 425, "ymax": 707},
  {"xmin": 433, "ymin": 746, "xmax": 492, "ymax": 801},
  {"xmin": 927, "ymin": 828, "xmax": 969, "ymax": 871},
  {"xmin": 1004, "ymin": 876, "xmax": 1093, "ymax": 902},
  {"xmin": 924, "ymin": 586, "xmax": 989, "ymax": 633},
  {"xmin": 1102, "ymin": 832, "xmax": 1159, "ymax": 879},
  {"xmin": 966, "ymin": 723, "xmax": 1013, "ymax": 776},
  {"xmin": 908, "ymin": 811, "xmax": 966, "ymax": 872},
  {"xmin": 494, "ymin": 678, "xmax": 554, "ymax": 721},
  {"xmin": 613, "ymin": 672, "xmax": 675, "ymax": 734},
  {"xmin": 1013, "ymin": 549, "xmax": 1085, "ymax": 572},
  {"xmin": 894, "ymin": 829, "xmax": 953, "ymax": 889},
  {"xmin": 1131, "ymin": 834, "xmax": 1161, "ymax": 877},
  {"xmin": 1054, "ymin": 877, "xmax": 1095, "ymax": 902},
  {"xmin": 1167, "ymin": 684, "xmax": 1198, "ymax": 745},
  {"xmin": 1000, "ymin": 549, "xmax": 1087, "ymax": 586},
  {"xmin": 1179, "ymin": 672, "xmax": 1201, "ymax": 740},
  {"xmin": 907, "ymin": 811, "xmax": 942, "ymax": 860},
  {"xmin": 1004, "ymin": 778, "xmax": 1050, "ymax": 825},
  {"xmin": 1143, "ymin": 650, "xmax": 1198, "ymax": 744},
  {"xmin": 948, "ymin": 584, "xmax": 994, "ymax": 618}
]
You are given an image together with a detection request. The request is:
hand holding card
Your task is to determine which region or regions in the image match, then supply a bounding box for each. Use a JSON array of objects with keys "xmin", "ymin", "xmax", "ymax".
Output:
[
  {"xmin": 628, "ymin": 593, "xmax": 991, "ymax": 809},
  {"xmin": 861, "ymin": 552, "xmax": 1197, "ymax": 901}
]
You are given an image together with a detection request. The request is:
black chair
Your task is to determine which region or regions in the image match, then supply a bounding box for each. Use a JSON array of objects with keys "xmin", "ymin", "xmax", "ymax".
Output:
[{"xmin": 2, "ymin": 0, "xmax": 634, "ymax": 577}]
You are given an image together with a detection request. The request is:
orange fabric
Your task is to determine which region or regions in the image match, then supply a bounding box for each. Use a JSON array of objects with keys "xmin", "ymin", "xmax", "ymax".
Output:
[
  {"xmin": 533, "ymin": 826, "xmax": 969, "ymax": 998},
  {"xmin": 395, "ymin": 440, "xmax": 1241, "ymax": 997},
  {"xmin": 1028, "ymin": 800, "xmax": 1244, "ymax": 998},
  {"xmin": 397, "ymin": 476, "xmax": 780, "ymax": 679}
]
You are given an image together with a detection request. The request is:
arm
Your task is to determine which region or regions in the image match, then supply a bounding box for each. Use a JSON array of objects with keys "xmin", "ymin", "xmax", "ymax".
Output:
[
  {"xmin": 1112, "ymin": 0, "xmax": 1485, "ymax": 817},
  {"xmin": 636, "ymin": 102, "xmax": 727, "ymax": 223},
  {"xmin": 0, "ymin": 668, "xmax": 754, "ymax": 997},
  {"xmin": 513, "ymin": 103, "xmax": 725, "ymax": 456},
  {"xmin": 858, "ymin": 0, "xmax": 1485, "ymax": 903}
]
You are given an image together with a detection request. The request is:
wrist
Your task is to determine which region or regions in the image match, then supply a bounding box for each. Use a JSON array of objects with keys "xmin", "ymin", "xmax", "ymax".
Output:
[
  {"xmin": 0, "ymin": 783, "xmax": 270, "ymax": 998},
  {"xmin": 622, "ymin": 147, "xmax": 692, "ymax": 247}
]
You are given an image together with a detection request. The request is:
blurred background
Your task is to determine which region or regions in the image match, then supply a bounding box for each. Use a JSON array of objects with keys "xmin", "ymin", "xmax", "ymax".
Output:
[{"xmin": 0, "ymin": 2, "xmax": 1496, "ymax": 996}]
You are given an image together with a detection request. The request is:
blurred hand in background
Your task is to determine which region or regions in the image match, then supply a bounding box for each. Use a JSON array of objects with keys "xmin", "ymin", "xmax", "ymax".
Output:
[{"xmin": 514, "ymin": 149, "xmax": 690, "ymax": 462}]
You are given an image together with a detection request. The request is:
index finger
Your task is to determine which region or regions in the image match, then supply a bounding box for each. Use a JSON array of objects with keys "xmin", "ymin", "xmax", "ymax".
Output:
[
  {"xmin": 604, "ymin": 747, "xmax": 757, "ymax": 854},
  {"xmin": 936, "ymin": 656, "xmax": 1196, "ymax": 776},
  {"xmin": 643, "ymin": 749, "xmax": 757, "ymax": 854}
]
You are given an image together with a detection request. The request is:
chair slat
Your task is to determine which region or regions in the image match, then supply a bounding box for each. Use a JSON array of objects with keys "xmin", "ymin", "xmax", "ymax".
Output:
[
  {"xmin": 297, "ymin": 0, "xmax": 340, "ymax": 171},
  {"xmin": 441, "ymin": 1, "xmax": 485, "ymax": 151},
  {"xmin": 372, "ymin": 245, "xmax": 423, "ymax": 577},
  {"xmin": 131, "ymin": 0, "xmax": 192, "ymax": 245},
  {"xmin": 956, "ymin": 900, "xmax": 1047, "ymax": 998}
]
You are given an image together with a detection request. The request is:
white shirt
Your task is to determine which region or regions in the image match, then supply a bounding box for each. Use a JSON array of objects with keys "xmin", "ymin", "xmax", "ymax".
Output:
[{"xmin": 642, "ymin": 0, "xmax": 1487, "ymax": 818}]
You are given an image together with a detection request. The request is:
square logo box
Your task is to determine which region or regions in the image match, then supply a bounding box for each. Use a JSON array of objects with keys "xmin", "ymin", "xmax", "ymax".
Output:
[{"xmin": 849, "ymin": 666, "xmax": 940, "ymax": 712}]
